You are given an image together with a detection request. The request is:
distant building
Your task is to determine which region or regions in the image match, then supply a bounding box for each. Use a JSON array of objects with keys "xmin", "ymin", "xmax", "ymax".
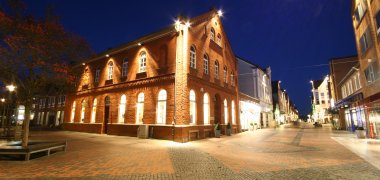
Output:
[
  {"xmin": 34, "ymin": 95, "xmax": 66, "ymax": 127},
  {"xmin": 237, "ymin": 57, "xmax": 274, "ymax": 128},
  {"xmin": 272, "ymin": 81, "xmax": 298, "ymax": 124},
  {"xmin": 310, "ymin": 77, "xmax": 332, "ymax": 124},
  {"xmin": 351, "ymin": 0, "xmax": 380, "ymax": 139},
  {"xmin": 63, "ymin": 9, "xmax": 240, "ymax": 142}
]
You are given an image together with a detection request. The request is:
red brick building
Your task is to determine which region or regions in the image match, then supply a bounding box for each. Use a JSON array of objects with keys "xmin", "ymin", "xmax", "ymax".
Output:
[{"xmin": 63, "ymin": 9, "xmax": 240, "ymax": 142}]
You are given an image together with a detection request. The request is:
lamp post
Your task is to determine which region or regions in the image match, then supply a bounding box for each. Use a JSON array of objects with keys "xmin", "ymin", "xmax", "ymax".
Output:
[{"xmin": 1, "ymin": 98, "xmax": 5, "ymax": 128}]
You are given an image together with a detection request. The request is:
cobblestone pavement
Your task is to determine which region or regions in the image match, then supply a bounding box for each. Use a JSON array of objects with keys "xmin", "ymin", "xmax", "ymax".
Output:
[{"xmin": 0, "ymin": 127, "xmax": 379, "ymax": 179}]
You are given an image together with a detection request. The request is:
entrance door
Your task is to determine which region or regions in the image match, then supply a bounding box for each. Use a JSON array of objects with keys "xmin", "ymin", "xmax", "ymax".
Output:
[
  {"xmin": 214, "ymin": 94, "xmax": 221, "ymax": 124},
  {"xmin": 104, "ymin": 96, "xmax": 111, "ymax": 134}
]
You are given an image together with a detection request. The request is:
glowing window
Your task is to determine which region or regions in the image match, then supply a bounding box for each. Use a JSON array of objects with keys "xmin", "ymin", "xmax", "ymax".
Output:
[
  {"xmin": 71, "ymin": 101, "xmax": 76, "ymax": 122},
  {"xmin": 136, "ymin": 92, "xmax": 144, "ymax": 124},
  {"xmin": 119, "ymin": 95, "xmax": 126, "ymax": 123},
  {"xmin": 224, "ymin": 99, "xmax": 228, "ymax": 124},
  {"xmin": 91, "ymin": 98, "xmax": 97, "ymax": 123},
  {"xmin": 203, "ymin": 93, "xmax": 210, "ymax": 124},
  {"xmin": 231, "ymin": 100, "xmax": 236, "ymax": 124},
  {"xmin": 156, "ymin": 90, "xmax": 167, "ymax": 124},
  {"xmin": 190, "ymin": 90, "xmax": 196, "ymax": 124}
]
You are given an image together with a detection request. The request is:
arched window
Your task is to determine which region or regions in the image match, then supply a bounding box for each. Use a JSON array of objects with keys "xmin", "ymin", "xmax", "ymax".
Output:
[
  {"xmin": 203, "ymin": 93, "xmax": 210, "ymax": 124},
  {"xmin": 136, "ymin": 92, "xmax": 144, "ymax": 124},
  {"xmin": 231, "ymin": 100, "xmax": 236, "ymax": 124},
  {"xmin": 139, "ymin": 52, "xmax": 147, "ymax": 73},
  {"xmin": 71, "ymin": 102, "xmax": 76, "ymax": 122},
  {"xmin": 91, "ymin": 98, "xmax": 97, "ymax": 123},
  {"xmin": 230, "ymin": 72, "xmax": 234, "ymax": 86},
  {"xmin": 215, "ymin": 60, "xmax": 219, "ymax": 79},
  {"xmin": 108, "ymin": 61, "xmax": 113, "ymax": 80},
  {"xmin": 190, "ymin": 46, "xmax": 196, "ymax": 69},
  {"xmin": 119, "ymin": 95, "xmax": 126, "ymax": 123},
  {"xmin": 81, "ymin": 100, "xmax": 86, "ymax": 123},
  {"xmin": 122, "ymin": 58, "xmax": 128, "ymax": 77},
  {"xmin": 190, "ymin": 90, "xmax": 196, "ymax": 124},
  {"xmin": 223, "ymin": 66, "xmax": 227, "ymax": 83},
  {"xmin": 210, "ymin": 28, "xmax": 215, "ymax": 41},
  {"xmin": 203, "ymin": 54, "xmax": 209, "ymax": 75},
  {"xmin": 217, "ymin": 33, "xmax": 221, "ymax": 45},
  {"xmin": 156, "ymin": 90, "xmax": 167, "ymax": 124},
  {"xmin": 224, "ymin": 99, "xmax": 228, "ymax": 124}
]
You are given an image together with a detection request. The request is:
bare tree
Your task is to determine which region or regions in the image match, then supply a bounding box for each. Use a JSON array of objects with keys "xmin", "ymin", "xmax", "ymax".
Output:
[{"xmin": 0, "ymin": 0, "xmax": 93, "ymax": 147}]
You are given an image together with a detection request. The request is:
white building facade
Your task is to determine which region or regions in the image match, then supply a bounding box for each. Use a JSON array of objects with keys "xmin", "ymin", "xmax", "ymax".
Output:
[{"xmin": 237, "ymin": 57, "xmax": 274, "ymax": 129}]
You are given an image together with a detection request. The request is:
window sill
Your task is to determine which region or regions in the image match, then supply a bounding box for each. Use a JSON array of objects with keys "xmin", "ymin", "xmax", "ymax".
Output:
[
  {"xmin": 105, "ymin": 79, "xmax": 113, "ymax": 85},
  {"xmin": 136, "ymin": 72, "xmax": 147, "ymax": 79}
]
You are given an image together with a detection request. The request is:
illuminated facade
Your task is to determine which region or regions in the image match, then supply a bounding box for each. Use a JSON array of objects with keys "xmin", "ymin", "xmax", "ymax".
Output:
[
  {"xmin": 271, "ymin": 81, "xmax": 298, "ymax": 125},
  {"xmin": 63, "ymin": 9, "xmax": 240, "ymax": 142},
  {"xmin": 351, "ymin": 0, "xmax": 380, "ymax": 139},
  {"xmin": 237, "ymin": 57, "xmax": 274, "ymax": 128},
  {"xmin": 310, "ymin": 77, "xmax": 332, "ymax": 124}
]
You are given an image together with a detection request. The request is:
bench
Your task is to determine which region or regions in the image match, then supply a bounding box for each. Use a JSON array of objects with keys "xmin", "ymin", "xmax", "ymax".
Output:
[
  {"xmin": 188, "ymin": 130, "xmax": 199, "ymax": 140},
  {"xmin": 0, "ymin": 141, "xmax": 67, "ymax": 161}
]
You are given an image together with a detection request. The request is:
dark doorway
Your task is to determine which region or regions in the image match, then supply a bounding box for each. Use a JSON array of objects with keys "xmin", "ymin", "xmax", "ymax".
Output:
[
  {"xmin": 103, "ymin": 96, "xmax": 111, "ymax": 134},
  {"xmin": 214, "ymin": 94, "xmax": 221, "ymax": 124}
]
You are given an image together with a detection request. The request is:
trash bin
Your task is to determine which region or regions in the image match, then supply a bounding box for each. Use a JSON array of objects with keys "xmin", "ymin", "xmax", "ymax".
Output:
[{"xmin": 137, "ymin": 125, "xmax": 149, "ymax": 139}]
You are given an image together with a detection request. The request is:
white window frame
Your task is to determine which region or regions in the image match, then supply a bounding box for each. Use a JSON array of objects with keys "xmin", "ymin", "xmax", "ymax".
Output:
[
  {"xmin": 204, "ymin": 54, "xmax": 209, "ymax": 75},
  {"xmin": 223, "ymin": 66, "xmax": 227, "ymax": 83},
  {"xmin": 95, "ymin": 69, "xmax": 100, "ymax": 83},
  {"xmin": 215, "ymin": 60, "xmax": 219, "ymax": 79},
  {"xmin": 108, "ymin": 62, "xmax": 113, "ymax": 80},
  {"xmin": 139, "ymin": 52, "xmax": 147, "ymax": 73},
  {"xmin": 210, "ymin": 28, "xmax": 215, "ymax": 41},
  {"xmin": 122, "ymin": 59, "xmax": 128, "ymax": 77},
  {"xmin": 190, "ymin": 46, "xmax": 196, "ymax": 69}
]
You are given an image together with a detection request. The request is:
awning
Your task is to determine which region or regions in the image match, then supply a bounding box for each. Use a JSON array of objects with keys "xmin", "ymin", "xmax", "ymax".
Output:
[{"xmin": 334, "ymin": 92, "xmax": 363, "ymax": 109}]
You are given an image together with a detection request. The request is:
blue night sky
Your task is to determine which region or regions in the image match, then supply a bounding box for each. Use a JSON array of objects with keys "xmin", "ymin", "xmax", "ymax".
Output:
[{"xmin": 9, "ymin": 0, "xmax": 357, "ymax": 115}]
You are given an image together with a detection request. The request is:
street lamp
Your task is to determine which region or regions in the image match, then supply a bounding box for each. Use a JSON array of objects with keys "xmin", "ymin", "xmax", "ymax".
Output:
[
  {"xmin": 6, "ymin": 85, "xmax": 16, "ymax": 92},
  {"xmin": 1, "ymin": 98, "xmax": 5, "ymax": 128}
]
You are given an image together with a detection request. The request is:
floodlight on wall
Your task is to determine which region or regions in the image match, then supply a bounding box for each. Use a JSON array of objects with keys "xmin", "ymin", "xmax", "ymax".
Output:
[
  {"xmin": 217, "ymin": 10, "xmax": 223, "ymax": 17},
  {"xmin": 106, "ymin": 54, "xmax": 110, "ymax": 58}
]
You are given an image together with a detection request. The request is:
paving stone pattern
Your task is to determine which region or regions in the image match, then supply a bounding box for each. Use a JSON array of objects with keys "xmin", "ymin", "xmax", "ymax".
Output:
[{"xmin": 1, "ymin": 128, "xmax": 380, "ymax": 179}]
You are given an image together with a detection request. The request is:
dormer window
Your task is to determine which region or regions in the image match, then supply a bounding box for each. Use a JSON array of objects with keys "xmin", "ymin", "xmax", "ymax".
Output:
[
  {"xmin": 139, "ymin": 52, "xmax": 147, "ymax": 73},
  {"xmin": 210, "ymin": 28, "xmax": 215, "ymax": 41},
  {"xmin": 122, "ymin": 58, "xmax": 128, "ymax": 77},
  {"xmin": 107, "ymin": 61, "xmax": 113, "ymax": 80}
]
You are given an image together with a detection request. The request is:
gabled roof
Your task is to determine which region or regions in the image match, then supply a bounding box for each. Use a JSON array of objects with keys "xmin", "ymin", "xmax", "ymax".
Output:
[
  {"xmin": 236, "ymin": 56, "xmax": 270, "ymax": 74},
  {"xmin": 312, "ymin": 80, "xmax": 323, "ymax": 89}
]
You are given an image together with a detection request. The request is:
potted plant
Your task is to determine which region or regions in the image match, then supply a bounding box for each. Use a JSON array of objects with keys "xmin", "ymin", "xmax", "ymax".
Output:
[
  {"xmin": 214, "ymin": 123, "xmax": 221, "ymax": 138},
  {"xmin": 226, "ymin": 122, "xmax": 232, "ymax": 136},
  {"xmin": 250, "ymin": 123, "xmax": 254, "ymax": 131},
  {"xmin": 356, "ymin": 127, "xmax": 366, "ymax": 139}
]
